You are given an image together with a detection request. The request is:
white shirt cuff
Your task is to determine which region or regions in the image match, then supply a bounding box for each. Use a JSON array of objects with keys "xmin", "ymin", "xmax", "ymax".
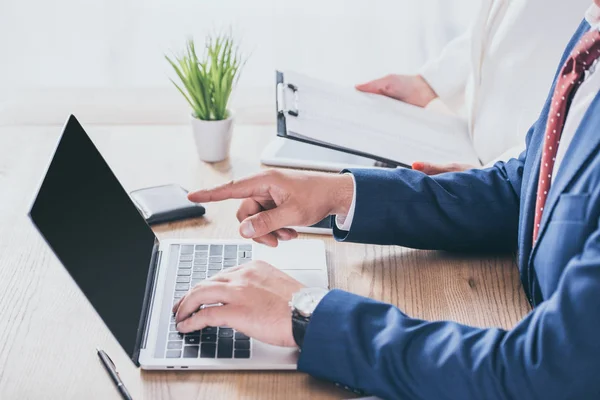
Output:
[{"xmin": 335, "ymin": 174, "xmax": 357, "ymax": 232}]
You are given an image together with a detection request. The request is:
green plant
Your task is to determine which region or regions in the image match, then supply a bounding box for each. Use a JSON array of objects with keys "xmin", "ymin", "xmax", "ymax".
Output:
[{"xmin": 166, "ymin": 34, "xmax": 244, "ymax": 121}]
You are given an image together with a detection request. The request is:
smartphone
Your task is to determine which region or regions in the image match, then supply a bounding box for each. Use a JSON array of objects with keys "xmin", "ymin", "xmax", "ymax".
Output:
[{"xmin": 290, "ymin": 216, "xmax": 333, "ymax": 235}]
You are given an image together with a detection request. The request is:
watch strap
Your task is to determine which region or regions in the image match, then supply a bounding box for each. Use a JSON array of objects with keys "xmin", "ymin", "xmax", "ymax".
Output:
[{"xmin": 291, "ymin": 310, "xmax": 310, "ymax": 349}]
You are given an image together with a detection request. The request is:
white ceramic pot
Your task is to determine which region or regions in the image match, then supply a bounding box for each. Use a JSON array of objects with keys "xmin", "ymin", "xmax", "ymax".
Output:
[{"xmin": 190, "ymin": 111, "xmax": 234, "ymax": 163}]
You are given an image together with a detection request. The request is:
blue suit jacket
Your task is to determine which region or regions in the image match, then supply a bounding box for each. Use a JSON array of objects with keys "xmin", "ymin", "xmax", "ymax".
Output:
[{"xmin": 298, "ymin": 21, "xmax": 600, "ymax": 399}]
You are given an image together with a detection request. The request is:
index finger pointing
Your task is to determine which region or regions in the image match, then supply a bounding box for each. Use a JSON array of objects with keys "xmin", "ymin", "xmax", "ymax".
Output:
[{"xmin": 188, "ymin": 173, "xmax": 272, "ymax": 203}]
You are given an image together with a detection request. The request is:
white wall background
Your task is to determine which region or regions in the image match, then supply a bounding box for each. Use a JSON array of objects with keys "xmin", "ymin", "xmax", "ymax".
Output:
[{"xmin": 0, "ymin": 0, "xmax": 475, "ymax": 125}]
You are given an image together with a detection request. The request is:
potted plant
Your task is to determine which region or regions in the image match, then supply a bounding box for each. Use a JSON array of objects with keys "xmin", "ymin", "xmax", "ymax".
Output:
[{"xmin": 166, "ymin": 34, "xmax": 245, "ymax": 162}]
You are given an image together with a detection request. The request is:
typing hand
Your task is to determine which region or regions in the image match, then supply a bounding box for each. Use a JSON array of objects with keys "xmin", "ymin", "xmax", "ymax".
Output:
[
  {"xmin": 188, "ymin": 170, "xmax": 354, "ymax": 247},
  {"xmin": 412, "ymin": 161, "xmax": 477, "ymax": 176},
  {"xmin": 173, "ymin": 260, "xmax": 305, "ymax": 348},
  {"xmin": 355, "ymin": 74, "xmax": 438, "ymax": 107}
]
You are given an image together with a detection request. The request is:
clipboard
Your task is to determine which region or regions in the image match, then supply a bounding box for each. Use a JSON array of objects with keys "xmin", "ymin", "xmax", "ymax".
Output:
[
  {"xmin": 274, "ymin": 70, "xmax": 479, "ymax": 169},
  {"xmin": 275, "ymin": 71, "xmax": 407, "ymax": 168}
]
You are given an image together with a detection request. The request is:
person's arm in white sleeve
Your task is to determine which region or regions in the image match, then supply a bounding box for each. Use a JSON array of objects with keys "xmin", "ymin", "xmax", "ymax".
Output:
[
  {"xmin": 419, "ymin": 30, "xmax": 472, "ymax": 110},
  {"xmin": 354, "ymin": 31, "xmax": 472, "ymax": 109}
]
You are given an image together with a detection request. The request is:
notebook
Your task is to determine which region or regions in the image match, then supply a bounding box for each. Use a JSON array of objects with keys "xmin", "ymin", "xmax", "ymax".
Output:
[{"xmin": 276, "ymin": 71, "xmax": 481, "ymax": 168}]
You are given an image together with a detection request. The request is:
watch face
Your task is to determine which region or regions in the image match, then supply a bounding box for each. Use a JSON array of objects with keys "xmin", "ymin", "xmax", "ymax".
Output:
[{"xmin": 292, "ymin": 288, "xmax": 328, "ymax": 317}]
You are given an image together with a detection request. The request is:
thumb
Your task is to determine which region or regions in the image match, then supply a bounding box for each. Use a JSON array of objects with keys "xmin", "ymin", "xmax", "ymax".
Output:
[
  {"xmin": 412, "ymin": 161, "xmax": 473, "ymax": 176},
  {"xmin": 355, "ymin": 78, "xmax": 385, "ymax": 94},
  {"xmin": 412, "ymin": 161, "xmax": 449, "ymax": 176},
  {"xmin": 239, "ymin": 206, "xmax": 297, "ymax": 239}
]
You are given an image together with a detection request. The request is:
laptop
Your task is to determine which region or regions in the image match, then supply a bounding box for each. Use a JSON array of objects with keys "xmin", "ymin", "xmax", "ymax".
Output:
[{"xmin": 28, "ymin": 115, "xmax": 329, "ymax": 370}]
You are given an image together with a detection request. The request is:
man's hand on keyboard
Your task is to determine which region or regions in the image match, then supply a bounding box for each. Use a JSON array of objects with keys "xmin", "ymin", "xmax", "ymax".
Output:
[
  {"xmin": 172, "ymin": 260, "xmax": 305, "ymax": 348},
  {"xmin": 188, "ymin": 170, "xmax": 354, "ymax": 247}
]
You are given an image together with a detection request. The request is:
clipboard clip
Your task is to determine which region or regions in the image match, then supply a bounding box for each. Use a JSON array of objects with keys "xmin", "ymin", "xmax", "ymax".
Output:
[{"xmin": 276, "ymin": 82, "xmax": 300, "ymax": 117}]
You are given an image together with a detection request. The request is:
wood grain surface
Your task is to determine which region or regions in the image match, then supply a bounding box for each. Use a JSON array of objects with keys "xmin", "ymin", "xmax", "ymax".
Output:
[{"xmin": 0, "ymin": 124, "xmax": 530, "ymax": 399}]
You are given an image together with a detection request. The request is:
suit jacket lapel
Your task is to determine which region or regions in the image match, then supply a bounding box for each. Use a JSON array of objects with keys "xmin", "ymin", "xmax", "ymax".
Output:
[
  {"xmin": 520, "ymin": 20, "xmax": 591, "ymax": 273},
  {"xmin": 519, "ymin": 123, "xmax": 544, "ymax": 270},
  {"xmin": 529, "ymin": 92, "xmax": 600, "ymax": 262},
  {"xmin": 518, "ymin": 36, "xmax": 568, "ymax": 271}
]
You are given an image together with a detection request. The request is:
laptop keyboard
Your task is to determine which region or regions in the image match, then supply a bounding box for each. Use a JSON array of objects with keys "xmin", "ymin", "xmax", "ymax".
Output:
[{"xmin": 165, "ymin": 244, "xmax": 253, "ymax": 359}]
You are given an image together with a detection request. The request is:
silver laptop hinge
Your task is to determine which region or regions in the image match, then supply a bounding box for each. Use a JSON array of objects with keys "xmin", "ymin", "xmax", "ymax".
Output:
[{"xmin": 141, "ymin": 249, "xmax": 162, "ymax": 349}]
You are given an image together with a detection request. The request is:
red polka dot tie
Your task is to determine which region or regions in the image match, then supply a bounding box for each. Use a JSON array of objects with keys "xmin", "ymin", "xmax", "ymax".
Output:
[{"xmin": 533, "ymin": 29, "xmax": 600, "ymax": 242}]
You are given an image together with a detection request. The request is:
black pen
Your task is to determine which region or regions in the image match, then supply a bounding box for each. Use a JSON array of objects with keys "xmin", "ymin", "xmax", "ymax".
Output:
[{"xmin": 96, "ymin": 348, "xmax": 133, "ymax": 400}]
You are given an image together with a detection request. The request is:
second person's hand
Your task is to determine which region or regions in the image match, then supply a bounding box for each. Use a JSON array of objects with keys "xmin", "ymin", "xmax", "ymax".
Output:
[
  {"xmin": 187, "ymin": 170, "xmax": 355, "ymax": 247},
  {"xmin": 355, "ymin": 74, "xmax": 438, "ymax": 107},
  {"xmin": 412, "ymin": 161, "xmax": 477, "ymax": 175}
]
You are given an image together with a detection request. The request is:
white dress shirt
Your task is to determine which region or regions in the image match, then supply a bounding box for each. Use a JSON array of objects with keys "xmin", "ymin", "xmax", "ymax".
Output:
[{"xmin": 337, "ymin": 4, "xmax": 600, "ymax": 232}]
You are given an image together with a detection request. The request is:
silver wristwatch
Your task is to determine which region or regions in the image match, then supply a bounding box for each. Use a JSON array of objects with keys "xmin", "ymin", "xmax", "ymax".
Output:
[{"xmin": 289, "ymin": 287, "xmax": 329, "ymax": 348}]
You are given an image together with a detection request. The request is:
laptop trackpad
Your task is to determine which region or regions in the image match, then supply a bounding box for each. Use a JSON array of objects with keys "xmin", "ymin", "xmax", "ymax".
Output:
[
  {"xmin": 253, "ymin": 240, "xmax": 327, "ymax": 271},
  {"xmin": 283, "ymin": 269, "xmax": 328, "ymax": 288}
]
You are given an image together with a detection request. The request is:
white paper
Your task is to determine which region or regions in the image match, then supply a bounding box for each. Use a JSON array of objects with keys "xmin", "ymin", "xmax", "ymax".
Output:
[{"xmin": 283, "ymin": 71, "xmax": 479, "ymax": 166}]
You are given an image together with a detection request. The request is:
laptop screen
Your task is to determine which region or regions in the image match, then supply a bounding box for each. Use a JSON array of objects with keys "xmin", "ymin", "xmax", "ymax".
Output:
[{"xmin": 29, "ymin": 115, "xmax": 157, "ymax": 359}]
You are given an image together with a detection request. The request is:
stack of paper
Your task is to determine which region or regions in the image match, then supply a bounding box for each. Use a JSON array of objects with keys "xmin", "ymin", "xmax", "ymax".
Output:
[{"xmin": 278, "ymin": 71, "xmax": 480, "ymax": 167}]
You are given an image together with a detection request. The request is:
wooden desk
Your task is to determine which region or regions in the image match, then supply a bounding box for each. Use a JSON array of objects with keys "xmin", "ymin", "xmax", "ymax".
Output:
[{"xmin": 0, "ymin": 124, "xmax": 531, "ymax": 399}]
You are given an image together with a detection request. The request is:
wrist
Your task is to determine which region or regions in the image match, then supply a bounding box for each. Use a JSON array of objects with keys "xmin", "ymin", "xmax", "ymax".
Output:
[
  {"xmin": 329, "ymin": 174, "xmax": 354, "ymax": 216},
  {"xmin": 412, "ymin": 74, "xmax": 438, "ymax": 107}
]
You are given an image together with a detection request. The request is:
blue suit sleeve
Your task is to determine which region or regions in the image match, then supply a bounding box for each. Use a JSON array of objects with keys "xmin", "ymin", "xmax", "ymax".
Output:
[
  {"xmin": 333, "ymin": 154, "xmax": 525, "ymax": 251},
  {"xmin": 332, "ymin": 126, "xmax": 536, "ymax": 251},
  {"xmin": 298, "ymin": 222, "xmax": 600, "ymax": 399}
]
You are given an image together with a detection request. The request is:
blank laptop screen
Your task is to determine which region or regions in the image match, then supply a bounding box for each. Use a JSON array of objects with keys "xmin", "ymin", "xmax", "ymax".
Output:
[{"xmin": 29, "ymin": 115, "xmax": 157, "ymax": 359}]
